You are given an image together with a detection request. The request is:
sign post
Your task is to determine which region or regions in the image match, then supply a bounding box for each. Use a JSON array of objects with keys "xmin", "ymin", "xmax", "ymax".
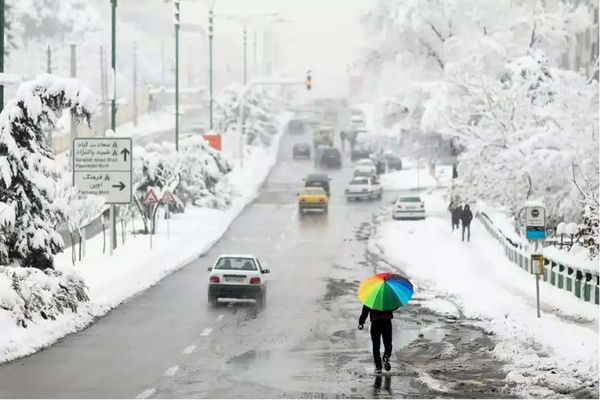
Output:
[
  {"xmin": 525, "ymin": 202, "xmax": 546, "ymax": 318},
  {"xmin": 144, "ymin": 189, "xmax": 159, "ymax": 249},
  {"xmin": 73, "ymin": 138, "xmax": 132, "ymax": 254}
]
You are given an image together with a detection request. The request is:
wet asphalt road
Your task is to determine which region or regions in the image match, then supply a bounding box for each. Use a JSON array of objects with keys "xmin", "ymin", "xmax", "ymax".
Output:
[{"xmin": 0, "ymin": 127, "xmax": 517, "ymax": 398}]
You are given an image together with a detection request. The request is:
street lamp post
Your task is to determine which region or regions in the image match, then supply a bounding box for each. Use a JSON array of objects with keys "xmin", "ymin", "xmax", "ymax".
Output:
[
  {"xmin": 209, "ymin": 7, "xmax": 214, "ymax": 130},
  {"xmin": 174, "ymin": 0, "xmax": 180, "ymax": 151},
  {"xmin": 110, "ymin": 0, "xmax": 118, "ymax": 252},
  {"xmin": 243, "ymin": 26, "xmax": 247, "ymax": 84},
  {"xmin": 0, "ymin": 0, "xmax": 4, "ymax": 113}
]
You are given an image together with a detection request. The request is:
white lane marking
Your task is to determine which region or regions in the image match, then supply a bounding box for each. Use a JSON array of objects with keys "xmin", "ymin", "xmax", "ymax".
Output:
[
  {"xmin": 182, "ymin": 345, "xmax": 196, "ymax": 355},
  {"xmin": 201, "ymin": 328, "xmax": 213, "ymax": 336},
  {"xmin": 164, "ymin": 365, "xmax": 180, "ymax": 377},
  {"xmin": 216, "ymin": 314, "xmax": 224, "ymax": 321},
  {"xmin": 136, "ymin": 388, "xmax": 156, "ymax": 399}
]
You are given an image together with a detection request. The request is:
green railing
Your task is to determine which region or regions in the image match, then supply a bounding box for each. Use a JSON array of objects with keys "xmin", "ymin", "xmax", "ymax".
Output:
[{"xmin": 478, "ymin": 213, "xmax": 599, "ymax": 305}]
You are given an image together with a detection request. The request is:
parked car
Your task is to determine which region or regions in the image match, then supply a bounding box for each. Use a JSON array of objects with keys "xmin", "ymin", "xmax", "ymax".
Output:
[
  {"xmin": 392, "ymin": 196, "xmax": 426, "ymax": 220},
  {"xmin": 304, "ymin": 173, "xmax": 331, "ymax": 196},
  {"xmin": 345, "ymin": 174, "xmax": 382, "ymax": 201},
  {"xmin": 316, "ymin": 146, "xmax": 342, "ymax": 168},
  {"xmin": 298, "ymin": 187, "xmax": 328, "ymax": 214},
  {"xmin": 207, "ymin": 254, "xmax": 270, "ymax": 307},
  {"xmin": 353, "ymin": 158, "xmax": 376, "ymax": 175},
  {"xmin": 292, "ymin": 143, "xmax": 311, "ymax": 159}
]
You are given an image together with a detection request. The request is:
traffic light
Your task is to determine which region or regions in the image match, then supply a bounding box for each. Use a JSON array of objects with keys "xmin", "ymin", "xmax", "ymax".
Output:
[{"xmin": 306, "ymin": 70, "xmax": 312, "ymax": 90}]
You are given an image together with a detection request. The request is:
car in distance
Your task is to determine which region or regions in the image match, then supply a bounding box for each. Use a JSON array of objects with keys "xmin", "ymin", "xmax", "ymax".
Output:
[
  {"xmin": 298, "ymin": 187, "xmax": 328, "ymax": 214},
  {"xmin": 345, "ymin": 174, "xmax": 382, "ymax": 201},
  {"xmin": 292, "ymin": 143, "xmax": 311, "ymax": 159},
  {"xmin": 316, "ymin": 146, "xmax": 342, "ymax": 168},
  {"xmin": 207, "ymin": 254, "xmax": 270, "ymax": 307},
  {"xmin": 353, "ymin": 158, "xmax": 376, "ymax": 175},
  {"xmin": 384, "ymin": 152, "xmax": 403, "ymax": 170},
  {"xmin": 304, "ymin": 173, "xmax": 331, "ymax": 196},
  {"xmin": 392, "ymin": 196, "xmax": 426, "ymax": 220},
  {"xmin": 351, "ymin": 146, "xmax": 371, "ymax": 161},
  {"xmin": 288, "ymin": 119, "xmax": 304, "ymax": 134}
]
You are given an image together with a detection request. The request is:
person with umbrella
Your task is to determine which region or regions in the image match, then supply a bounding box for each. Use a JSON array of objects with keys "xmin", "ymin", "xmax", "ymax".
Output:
[{"xmin": 357, "ymin": 272, "xmax": 414, "ymax": 373}]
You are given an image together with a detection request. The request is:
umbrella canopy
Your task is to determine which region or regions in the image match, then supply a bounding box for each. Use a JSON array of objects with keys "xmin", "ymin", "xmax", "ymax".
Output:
[{"xmin": 358, "ymin": 272, "xmax": 414, "ymax": 311}]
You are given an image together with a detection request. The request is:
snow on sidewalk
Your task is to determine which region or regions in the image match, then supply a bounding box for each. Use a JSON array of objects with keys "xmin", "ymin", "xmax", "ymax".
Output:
[
  {"xmin": 0, "ymin": 120, "xmax": 285, "ymax": 364},
  {"xmin": 371, "ymin": 192, "xmax": 599, "ymax": 397}
]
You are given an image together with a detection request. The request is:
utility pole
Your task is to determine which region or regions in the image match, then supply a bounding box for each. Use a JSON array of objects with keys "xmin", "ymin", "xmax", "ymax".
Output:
[
  {"xmin": 253, "ymin": 31, "xmax": 257, "ymax": 79},
  {"xmin": 132, "ymin": 43, "xmax": 138, "ymax": 127},
  {"xmin": 100, "ymin": 45, "xmax": 108, "ymax": 136},
  {"xmin": 70, "ymin": 44, "xmax": 77, "ymax": 141},
  {"xmin": 0, "ymin": 0, "xmax": 5, "ymax": 113},
  {"xmin": 111, "ymin": 0, "xmax": 118, "ymax": 252},
  {"xmin": 161, "ymin": 40, "xmax": 166, "ymax": 85},
  {"xmin": 209, "ymin": 6, "xmax": 214, "ymax": 130},
  {"xmin": 174, "ymin": 0, "xmax": 180, "ymax": 151},
  {"xmin": 46, "ymin": 45, "xmax": 52, "ymax": 73},
  {"xmin": 243, "ymin": 26, "xmax": 247, "ymax": 84}
]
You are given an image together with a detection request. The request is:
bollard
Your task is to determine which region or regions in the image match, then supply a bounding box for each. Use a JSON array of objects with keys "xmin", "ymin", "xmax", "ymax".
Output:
[
  {"xmin": 565, "ymin": 267, "xmax": 573, "ymax": 293},
  {"xmin": 557, "ymin": 265, "xmax": 564, "ymax": 289}
]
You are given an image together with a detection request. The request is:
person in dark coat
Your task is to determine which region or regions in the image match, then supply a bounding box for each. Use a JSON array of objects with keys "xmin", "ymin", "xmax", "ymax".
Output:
[
  {"xmin": 449, "ymin": 202, "xmax": 462, "ymax": 231},
  {"xmin": 359, "ymin": 305, "xmax": 393, "ymax": 373},
  {"xmin": 461, "ymin": 204, "xmax": 473, "ymax": 241},
  {"xmin": 340, "ymin": 130, "xmax": 346, "ymax": 150}
]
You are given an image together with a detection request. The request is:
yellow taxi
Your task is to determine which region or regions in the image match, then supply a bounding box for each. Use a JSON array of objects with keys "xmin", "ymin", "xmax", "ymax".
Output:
[{"xmin": 298, "ymin": 187, "xmax": 328, "ymax": 214}]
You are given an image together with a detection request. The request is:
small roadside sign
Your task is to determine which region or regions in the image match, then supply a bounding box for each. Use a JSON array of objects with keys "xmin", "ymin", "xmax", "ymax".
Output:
[
  {"xmin": 161, "ymin": 191, "xmax": 175, "ymax": 204},
  {"xmin": 202, "ymin": 134, "xmax": 222, "ymax": 151},
  {"xmin": 144, "ymin": 189, "xmax": 159, "ymax": 205},
  {"xmin": 73, "ymin": 138, "xmax": 132, "ymax": 204},
  {"xmin": 525, "ymin": 205, "xmax": 546, "ymax": 240}
]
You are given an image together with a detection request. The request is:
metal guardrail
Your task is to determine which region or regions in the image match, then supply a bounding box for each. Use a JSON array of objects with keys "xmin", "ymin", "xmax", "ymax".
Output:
[{"xmin": 478, "ymin": 212, "xmax": 599, "ymax": 305}]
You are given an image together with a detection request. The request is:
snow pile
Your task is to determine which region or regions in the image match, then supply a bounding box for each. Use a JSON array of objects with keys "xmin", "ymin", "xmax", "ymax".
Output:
[
  {"xmin": 380, "ymin": 164, "xmax": 453, "ymax": 191},
  {"xmin": 372, "ymin": 192, "xmax": 599, "ymax": 397},
  {"xmin": 0, "ymin": 265, "xmax": 88, "ymax": 328}
]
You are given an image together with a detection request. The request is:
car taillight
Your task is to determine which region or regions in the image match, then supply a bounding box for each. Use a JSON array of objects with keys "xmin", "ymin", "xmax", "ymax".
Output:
[
  {"xmin": 250, "ymin": 277, "xmax": 261, "ymax": 284},
  {"xmin": 209, "ymin": 276, "xmax": 220, "ymax": 283},
  {"xmin": 420, "ymin": 203, "xmax": 424, "ymax": 209},
  {"xmin": 397, "ymin": 204, "xmax": 402, "ymax": 209},
  {"xmin": 319, "ymin": 198, "xmax": 326, "ymax": 203},
  {"xmin": 300, "ymin": 198, "xmax": 305, "ymax": 203}
]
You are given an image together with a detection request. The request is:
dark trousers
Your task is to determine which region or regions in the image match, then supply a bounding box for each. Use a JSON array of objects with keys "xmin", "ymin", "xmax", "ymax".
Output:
[
  {"xmin": 370, "ymin": 320, "xmax": 392, "ymax": 369},
  {"xmin": 452, "ymin": 217, "xmax": 459, "ymax": 231},
  {"xmin": 462, "ymin": 223, "xmax": 471, "ymax": 241}
]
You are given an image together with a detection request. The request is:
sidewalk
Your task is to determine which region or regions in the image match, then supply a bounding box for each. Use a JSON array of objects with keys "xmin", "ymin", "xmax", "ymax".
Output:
[{"xmin": 371, "ymin": 190, "xmax": 598, "ymax": 397}]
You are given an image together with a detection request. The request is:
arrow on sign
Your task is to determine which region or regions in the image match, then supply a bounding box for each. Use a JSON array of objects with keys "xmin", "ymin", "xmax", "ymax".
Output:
[
  {"xmin": 121, "ymin": 148, "xmax": 130, "ymax": 162},
  {"xmin": 112, "ymin": 181, "xmax": 126, "ymax": 191}
]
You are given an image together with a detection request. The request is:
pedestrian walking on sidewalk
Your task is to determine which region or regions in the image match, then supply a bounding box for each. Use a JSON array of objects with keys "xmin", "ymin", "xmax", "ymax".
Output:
[
  {"xmin": 448, "ymin": 200, "xmax": 462, "ymax": 231},
  {"xmin": 461, "ymin": 204, "xmax": 473, "ymax": 242},
  {"xmin": 359, "ymin": 305, "xmax": 393, "ymax": 373}
]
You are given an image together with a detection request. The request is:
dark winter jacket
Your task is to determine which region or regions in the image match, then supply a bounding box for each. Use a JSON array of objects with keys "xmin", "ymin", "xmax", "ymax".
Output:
[
  {"xmin": 451, "ymin": 205, "xmax": 462, "ymax": 222},
  {"xmin": 460, "ymin": 205, "xmax": 473, "ymax": 225},
  {"xmin": 359, "ymin": 305, "xmax": 393, "ymax": 325}
]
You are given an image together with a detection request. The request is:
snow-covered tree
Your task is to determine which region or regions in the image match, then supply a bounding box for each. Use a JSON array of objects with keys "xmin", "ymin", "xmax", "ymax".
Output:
[
  {"xmin": 0, "ymin": 74, "xmax": 95, "ymax": 270},
  {"xmin": 215, "ymin": 84, "xmax": 282, "ymax": 147}
]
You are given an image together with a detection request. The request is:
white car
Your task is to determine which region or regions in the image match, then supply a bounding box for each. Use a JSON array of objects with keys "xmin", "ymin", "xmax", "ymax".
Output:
[
  {"xmin": 392, "ymin": 196, "xmax": 426, "ymax": 220},
  {"xmin": 345, "ymin": 175, "xmax": 382, "ymax": 201},
  {"xmin": 207, "ymin": 254, "xmax": 269, "ymax": 307},
  {"xmin": 353, "ymin": 158, "xmax": 376, "ymax": 175}
]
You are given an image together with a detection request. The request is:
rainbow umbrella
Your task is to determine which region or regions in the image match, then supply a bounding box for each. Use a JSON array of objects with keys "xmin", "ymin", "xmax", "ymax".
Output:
[{"xmin": 358, "ymin": 272, "xmax": 414, "ymax": 311}]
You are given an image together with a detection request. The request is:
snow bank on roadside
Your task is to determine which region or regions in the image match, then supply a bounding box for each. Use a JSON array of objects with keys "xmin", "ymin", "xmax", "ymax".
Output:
[
  {"xmin": 0, "ymin": 114, "xmax": 288, "ymax": 364},
  {"xmin": 371, "ymin": 193, "xmax": 598, "ymax": 396}
]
